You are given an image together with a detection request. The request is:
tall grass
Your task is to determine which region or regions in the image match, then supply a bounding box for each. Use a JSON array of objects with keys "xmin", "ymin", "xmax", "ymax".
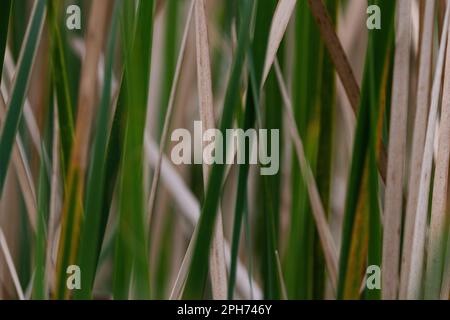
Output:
[{"xmin": 1, "ymin": 0, "xmax": 450, "ymax": 301}]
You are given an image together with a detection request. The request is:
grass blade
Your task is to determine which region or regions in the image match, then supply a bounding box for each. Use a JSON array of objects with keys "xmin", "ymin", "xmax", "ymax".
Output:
[
  {"xmin": 194, "ymin": 0, "xmax": 228, "ymax": 300},
  {"xmin": 262, "ymin": 0, "xmax": 296, "ymax": 85},
  {"xmin": 34, "ymin": 143, "xmax": 49, "ymax": 300},
  {"xmin": 0, "ymin": 0, "xmax": 12, "ymax": 79},
  {"xmin": 54, "ymin": 1, "xmax": 110, "ymax": 299},
  {"xmin": 284, "ymin": 1, "xmax": 319, "ymax": 299},
  {"xmin": 337, "ymin": 0, "xmax": 395, "ymax": 299},
  {"xmin": 147, "ymin": 0, "xmax": 195, "ymax": 224},
  {"xmin": 75, "ymin": 1, "xmax": 121, "ymax": 300},
  {"xmin": 0, "ymin": 0, "xmax": 46, "ymax": 197},
  {"xmin": 400, "ymin": 0, "xmax": 435, "ymax": 299},
  {"xmin": 0, "ymin": 228, "xmax": 25, "ymax": 300},
  {"xmin": 274, "ymin": 60, "xmax": 338, "ymax": 292},
  {"xmin": 246, "ymin": 0, "xmax": 282, "ymax": 300},
  {"xmin": 144, "ymin": 136, "xmax": 262, "ymax": 299},
  {"xmin": 0, "ymin": 92, "xmax": 37, "ymax": 232},
  {"xmin": 382, "ymin": 0, "xmax": 412, "ymax": 300},
  {"xmin": 406, "ymin": 3, "xmax": 450, "ymax": 299},
  {"xmin": 113, "ymin": 0, "xmax": 154, "ymax": 299},
  {"xmin": 47, "ymin": 1, "xmax": 75, "ymax": 177},
  {"xmin": 425, "ymin": 8, "xmax": 450, "ymax": 299},
  {"xmin": 307, "ymin": 0, "xmax": 360, "ymax": 113},
  {"xmin": 183, "ymin": 0, "xmax": 254, "ymax": 299}
]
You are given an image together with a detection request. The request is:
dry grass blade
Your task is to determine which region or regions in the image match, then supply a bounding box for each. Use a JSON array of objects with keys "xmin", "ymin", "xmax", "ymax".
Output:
[
  {"xmin": 46, "ymin": 105, "xmax": 61, "ymax": 293},
  {"xmin": 406, "ymin": 3, "xmax": 450, "ymax": 300},
  {"xmin": 0, "ymin": 228, "xmax": 25, "ymax": 300},
  {"xmin": 0, "ymin": 0, "xmax": 46, "ymax": 197},
  {"xmin": 54, "ymin": 0, "xmax": 110, "ymax": 299},
  {"xmin": 262, "ymin": 0, "xmax": 297, "ymax": 85},
  {"xmin": 307, "ymin": 0, "xmax": 360, "ymax": 113},
  {"xmin": 382, "ymin": 0, "xmax": 412, "ymax": 300},
  {"xmin": 275, "ymin": 250, "xmax": 288, "ymax": 300},
  {"xmin": 147, "ymin": 0, "xmax": 195, "ymax": 223},
  {"xmin": 169, "ymin": 227, "xmax": 197, "ymax": 300},
  {"xmin": 425, "ymin": 5, "xmax": 450, "ymax": 299},
  {"xmin": 194, "ymin": 0, "xmax": 227, "ymax": 299},
  {"xmin": 400, "ymin": 0, "xmax": 435, "ymax": 299},
  {"xmin": 275, "ymin": 60, "xmax": 338, "ymax": 292}
]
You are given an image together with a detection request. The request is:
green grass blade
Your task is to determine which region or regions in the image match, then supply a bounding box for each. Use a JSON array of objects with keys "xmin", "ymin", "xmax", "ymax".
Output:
[
  {"xmin": 33, "ymin": 143, "xmax": 49, "ymax": 300},
  {"xmin": 158, "ymin": 0, "xmax": 179, "ymax": 137},
  {"xmin": 337, "ymin": 0, "xmax": 395, "ymax": 300},
  {"xmin": 113, "ymin": 0, "xmax": 154, "ymax": 299},
  {"xmin": 74, "ymin": 1, "xmax": 121, "ymax": 300},
  {"xmin": 152, "ymin": 0, "xmax": 180, "ymax": 299},
  {"xmin": 252, "ymin": 0, "xmax": 283, "ymax": 300},
  {"xmin": 47, "ymin": 1, "xmax": 75, "ymax": 178},
  {"xmin": 285, "ymin": 1, "xmax": 322, "ymax": 299},
  {"xmin": 53, "ymin": 1, "xmax": 110, "ymax": 300},
  {"xmin": 10, "ymin": 0, "xmax": 27, "ymax": 60},
  {"xmin": 183, "ymin": 0, "xmax": 254, "ymax": 299},
  {"xmin": 314, "ymin": 0, "xmax": 337, "ymax": 299},
  {"xmin": 228, "ymin": 86, "xmax": 255, "ymax": 300},
  {"xmin": 228, "ymin": 0, "xmax": 279, "ymax": 300},
  {"xmin": 0, "ymin": 0, "xmax": 46, "ymax": 197},
  {"xmin": 34, "ymin": 89, "xmax": 54, "ymax": 300},
  {"xmin": 0, "ymin": 0, "xmax": 12, "ymax": 80}
]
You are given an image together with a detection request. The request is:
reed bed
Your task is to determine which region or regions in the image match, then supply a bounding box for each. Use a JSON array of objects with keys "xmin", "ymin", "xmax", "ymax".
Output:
[{"xmin": 0, "ymin": 0, "xmax": 449, "ymax": 300}]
